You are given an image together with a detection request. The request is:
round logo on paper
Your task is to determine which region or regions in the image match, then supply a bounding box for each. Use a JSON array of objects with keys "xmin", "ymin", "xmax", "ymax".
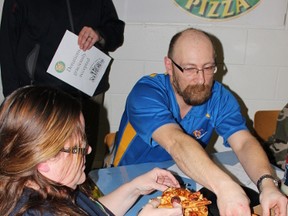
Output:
[
  {"xmin": 55, "ymin": 61, "xmax": 65, "ymax": 73},
  {"xmin": 173, "ymin": 0, "xmax": 261, "ymax": 20}
]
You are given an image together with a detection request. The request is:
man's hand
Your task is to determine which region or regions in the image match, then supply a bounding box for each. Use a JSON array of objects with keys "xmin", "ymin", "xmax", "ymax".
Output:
[
  {"xmin": 216, "ymin": 182, "xmax": 252, "ymax": 215},
  {"xmin": 260, "ymin": 185, "xmax": 288, "ymax": 216},
  {"xmin": 78, "ymin": 26, "xmax": 102, "ymax": 51}
]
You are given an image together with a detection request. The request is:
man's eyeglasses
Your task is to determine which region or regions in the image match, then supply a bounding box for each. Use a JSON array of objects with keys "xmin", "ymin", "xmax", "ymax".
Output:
[
  {"xmin": 60, "ymin": 145, "xmax": 90, "ymax": 155},
  {"xmin": 170, "ymin": 58, "xmax": 217, "ymax": 76}
]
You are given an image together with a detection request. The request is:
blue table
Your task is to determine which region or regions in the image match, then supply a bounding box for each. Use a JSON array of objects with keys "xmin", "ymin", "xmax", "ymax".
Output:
[{"xmin": 89, "ymin": 151, "xmax": 242, "ymax": 215}]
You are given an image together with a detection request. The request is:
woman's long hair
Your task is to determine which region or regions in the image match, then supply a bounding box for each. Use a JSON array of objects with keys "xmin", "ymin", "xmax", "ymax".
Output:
[{"xmin": 0, "ymin": 86, "xmax": 87, "ymax": 215}]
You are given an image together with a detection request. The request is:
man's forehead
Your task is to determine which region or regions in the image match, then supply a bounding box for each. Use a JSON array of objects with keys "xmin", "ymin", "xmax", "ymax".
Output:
[
  {"xmin": 174, "ymin": 33, "xmax": 214, "ymax": 56},
  {"xmin": 179, "ymin": 30, "xmax": 212, "ymax": 45}
]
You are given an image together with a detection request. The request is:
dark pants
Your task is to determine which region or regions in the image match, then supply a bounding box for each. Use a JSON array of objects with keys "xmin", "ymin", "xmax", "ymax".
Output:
[{"xmin": 82, "ymin": 93, "xmax": 108, "ymax": 174}]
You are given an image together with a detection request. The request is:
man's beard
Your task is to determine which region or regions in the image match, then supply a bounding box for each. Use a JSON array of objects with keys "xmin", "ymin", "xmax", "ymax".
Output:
[{"xmin": 173, "ymin": 78, "xmax": 212, "ymax": 106}]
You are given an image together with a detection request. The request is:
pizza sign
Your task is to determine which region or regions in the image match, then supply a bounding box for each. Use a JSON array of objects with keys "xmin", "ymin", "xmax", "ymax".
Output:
[{"xmin": 173, "ymin": 0, "xmax": 261, "ymax": 20}]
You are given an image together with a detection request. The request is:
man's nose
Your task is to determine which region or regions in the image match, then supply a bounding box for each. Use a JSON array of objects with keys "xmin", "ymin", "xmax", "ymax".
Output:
[{"xmin": 194, "ymin": 70, "xmax": 205, "ymax": 85}]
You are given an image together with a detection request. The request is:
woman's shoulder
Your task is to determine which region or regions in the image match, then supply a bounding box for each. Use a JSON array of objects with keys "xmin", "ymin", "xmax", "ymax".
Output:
[
  {"xmin": 76, "ymin": 190, "xmax": 115, "ymax": 216},
  {"xmin": 11, "ymin": 188, "xmax": 54, "ymax": 216}
]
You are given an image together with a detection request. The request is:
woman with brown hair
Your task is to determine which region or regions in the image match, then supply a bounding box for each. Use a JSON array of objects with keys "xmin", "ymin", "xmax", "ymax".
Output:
[{"xmin": 0, "ymin": 86, "xmax": 182, "ymax": 216}]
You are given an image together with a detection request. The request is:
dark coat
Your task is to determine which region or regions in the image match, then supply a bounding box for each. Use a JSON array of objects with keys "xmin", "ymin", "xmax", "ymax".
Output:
[{"xmin": 0, "ymin": 0, "xmax": 125, "ymax": 97}]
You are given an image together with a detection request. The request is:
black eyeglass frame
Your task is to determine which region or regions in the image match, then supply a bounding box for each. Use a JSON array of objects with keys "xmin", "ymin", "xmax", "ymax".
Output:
[
  {"xmin": 170, "ymin": 58, "xmax": 217, "ymax": 75},
  {"xmin": 60, "ymin": 145, "xmax": 89, "ymax": 155}
]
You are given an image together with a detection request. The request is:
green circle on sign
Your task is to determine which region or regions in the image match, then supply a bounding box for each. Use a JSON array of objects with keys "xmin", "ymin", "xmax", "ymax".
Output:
[{"xmin": 55, "ymin": 61, "xmax": 65, "ymax": 73}]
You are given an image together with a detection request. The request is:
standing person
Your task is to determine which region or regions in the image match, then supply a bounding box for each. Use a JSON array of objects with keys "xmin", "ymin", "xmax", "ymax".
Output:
[
  {"xmin": 0, "ymin": 86, "xmax": 182, "ymax": 216},
  {"xmin": 266, "ymin": 103, "xmax": 288, "ymax": 170},
  {"xmin": 0, "ymin": 0, "xmax": 125, "ymax": 172},
  {"xmin": 110, "ymin": 28, "xmax": 287, "ymax": 215}
]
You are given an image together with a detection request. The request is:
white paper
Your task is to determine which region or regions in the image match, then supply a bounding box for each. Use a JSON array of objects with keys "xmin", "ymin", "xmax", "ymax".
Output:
[
  {"xmin": 168, "ymin": 162, "xmax": 284, "ymax": 192},
  {"xmin": 47, "ymin": 30, "xmax": 111, "ymax": 96}
]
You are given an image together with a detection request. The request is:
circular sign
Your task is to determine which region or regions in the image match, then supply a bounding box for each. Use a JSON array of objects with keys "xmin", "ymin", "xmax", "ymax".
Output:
[{"xmin": 173, "ymin": 0, "xmax": 261, "ymax": 20}]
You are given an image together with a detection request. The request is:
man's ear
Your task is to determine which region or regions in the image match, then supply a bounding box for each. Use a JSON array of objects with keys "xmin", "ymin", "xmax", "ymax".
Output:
[
  {"xmin": 164, "ymin": 56, "xmax": 173, "ymax": 75},
  {"xmin": 37, "ymin": 162, "xmax": 50, "ymax": 173}
]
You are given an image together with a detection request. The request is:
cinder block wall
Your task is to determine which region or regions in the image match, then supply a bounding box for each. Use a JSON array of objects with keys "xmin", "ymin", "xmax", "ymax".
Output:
[
  {"xmin": 106, "ymin": 0, "xmax": 288, "ymax": 152},
  {"xmin": 1, "ymin": 0, "xmax": 287, "ymax": 152}
]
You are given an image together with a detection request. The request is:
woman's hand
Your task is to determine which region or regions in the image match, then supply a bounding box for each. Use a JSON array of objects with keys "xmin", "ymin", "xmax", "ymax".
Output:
[
  {"xmin": 138, "ymin": 198, "xmax": 183, "ymax": 216},
  {"xmin": 78, "ymin": 26, "xmax": 102, "ymax": 51},
  {"xmin": 130, "ymin": 167, "xmax": 180, "ymax": 196},
  {"xmin": 98, "ymin": 168, "xmax": 180, "ymax": 216}
]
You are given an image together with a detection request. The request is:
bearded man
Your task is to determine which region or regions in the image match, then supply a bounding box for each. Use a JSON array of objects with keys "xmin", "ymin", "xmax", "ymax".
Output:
[{"xmin": 109, "ymin": 28, "xmax": 287, "ymax": 216}]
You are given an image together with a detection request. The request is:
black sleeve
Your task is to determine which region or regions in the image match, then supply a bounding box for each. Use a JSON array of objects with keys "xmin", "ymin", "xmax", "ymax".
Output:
[
  {"xmin": 96, "ymin": 0, "xmax": 125, "ymax": 52},
  {"xmin": 0, "ymin": 0, "xmax": 24, "ymax": 96}
]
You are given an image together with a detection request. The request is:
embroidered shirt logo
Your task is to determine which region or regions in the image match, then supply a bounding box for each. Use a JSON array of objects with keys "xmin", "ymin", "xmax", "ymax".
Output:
[
  {"xmin": 193, "ymin": 129, "xmax": 207, "ymax": 139},
  {"xmin": 149, "ymin": 73, "xmax": 157, "ymax": 77}
]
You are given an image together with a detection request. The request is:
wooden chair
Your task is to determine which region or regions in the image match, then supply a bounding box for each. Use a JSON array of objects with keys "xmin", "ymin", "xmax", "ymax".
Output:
[
  {"xmin": 254, "ymin": 110, "xmax": 280, "ymax": 141},
  {"xmin": 104, "ymin": 132, "xmax": 117, "ymax": 151},
  {"xmin": 103, "ymin": 132, "xmax": 117, "ymax": 167}
]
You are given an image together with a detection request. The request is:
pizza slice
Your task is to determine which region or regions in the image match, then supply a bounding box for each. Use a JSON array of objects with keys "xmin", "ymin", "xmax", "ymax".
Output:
[{"xmin": 158, "ymin": 187, "xmax": 211, "ymax": 216}]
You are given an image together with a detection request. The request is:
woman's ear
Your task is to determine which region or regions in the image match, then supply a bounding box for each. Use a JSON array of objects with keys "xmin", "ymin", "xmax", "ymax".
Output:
[{"xmin": 37, "ymin": 162, "xmax": 50, "ymax": 173}]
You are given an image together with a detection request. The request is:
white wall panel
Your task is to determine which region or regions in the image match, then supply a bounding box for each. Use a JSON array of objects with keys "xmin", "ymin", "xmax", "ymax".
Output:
[
  {"xmin": 113, "ymin": 0, "xmax": 287, "ymax": 28},
  {"xmin": 246, "ymin": 30, "xmax": 288, "ymax": 66},
  {"xmin": 108, "ymin": 60, "xmax": 144, "ymax": 94},
  {"xmin": 202, "ymin": 27, "xmax": 248, "ymax": 64},
  {"xmin": 108, "ymin": 0, "xmax": 288, "ymax": 152},
  {"xmin": 1, "ymin": 0, "xmax": 288, "ymax": 152},
  {"xmin": 222, "ymin": 65, "xmax": 278, "ymax": 100},
  {"xmin": 276, "ymin": 68, "xmax": 288, "ymax": 100}
]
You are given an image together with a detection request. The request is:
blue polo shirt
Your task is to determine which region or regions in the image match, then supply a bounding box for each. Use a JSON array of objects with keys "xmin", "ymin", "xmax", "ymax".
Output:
[{"xmin": 113, "ymin": 73, "xmax": 247, "ymax": 166}]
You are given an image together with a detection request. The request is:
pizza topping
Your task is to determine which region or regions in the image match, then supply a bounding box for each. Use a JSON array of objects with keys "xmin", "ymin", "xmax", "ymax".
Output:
[{"xmin": 171, "ymin": 196, "xmax": 181, "ymax": 204}]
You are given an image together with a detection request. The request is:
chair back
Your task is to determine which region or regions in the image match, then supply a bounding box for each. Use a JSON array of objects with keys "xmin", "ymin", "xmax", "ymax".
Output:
[
  {"xmin": 103, "ymin": 132, "xmax": 117, "ymax": 167},
  {"xmin": 254, "ymin": 110, "xmax": 280, "ymax": 141}
]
